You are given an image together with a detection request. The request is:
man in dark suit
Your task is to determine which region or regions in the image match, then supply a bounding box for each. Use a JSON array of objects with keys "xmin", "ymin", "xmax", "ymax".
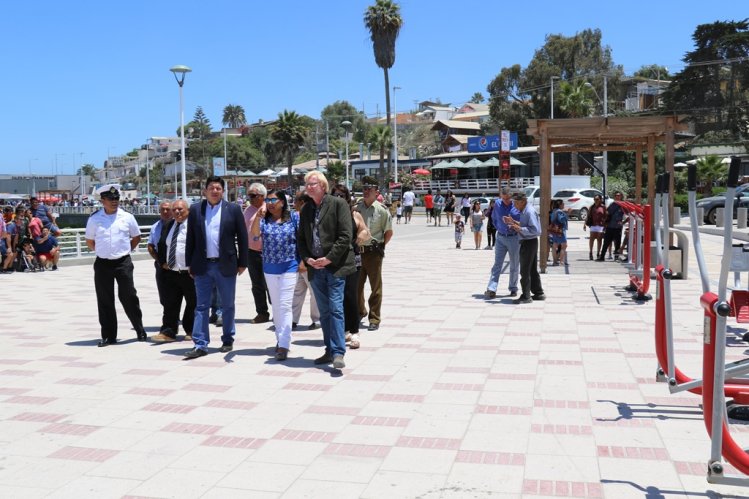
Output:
[
  {"xmin": 298, "ymin": 171, "xmax": 356, "ymax": 369},
  {"xmin": 184, "ymin": 177, "xmax": 249, "ymax": 359}
]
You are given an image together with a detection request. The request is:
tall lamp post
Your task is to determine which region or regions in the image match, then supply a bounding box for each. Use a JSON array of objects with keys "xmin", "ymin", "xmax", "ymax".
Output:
[
  {"xmin": 393, "ymin": 86, "xmax": 401, "ymax": 184},
  {"xmin": 170, "ymin": 65, "xmax": 192, "ymax": 199},
  {"xmin": 585, "ymin": 76, "xmax": 608, "ymax": 197},
  {"xmin": 341, "ymin": 120, "xmax": 352, "ymax": 188}
]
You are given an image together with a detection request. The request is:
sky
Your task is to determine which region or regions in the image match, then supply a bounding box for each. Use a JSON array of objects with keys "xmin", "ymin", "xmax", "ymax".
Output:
[{"xmin": 1, "ymin": 0, "xmax": 746, "ymax": 176}]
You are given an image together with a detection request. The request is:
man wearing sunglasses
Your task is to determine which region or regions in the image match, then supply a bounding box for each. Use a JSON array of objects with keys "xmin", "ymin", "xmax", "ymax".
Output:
[{"xmin": 242, "ymin": 182, "xmax": 271, "ymax": 324}]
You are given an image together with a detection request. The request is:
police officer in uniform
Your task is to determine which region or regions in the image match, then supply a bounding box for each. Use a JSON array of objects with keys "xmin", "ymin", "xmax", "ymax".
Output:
[{"xmin": 85, "ymin": 184, "xmax": 148, "ymax": 347}]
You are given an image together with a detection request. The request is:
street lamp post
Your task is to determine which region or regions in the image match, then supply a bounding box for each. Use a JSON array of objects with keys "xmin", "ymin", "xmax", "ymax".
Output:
[
  {"xmin": 170, "ymin": 65, "xmax": 192, "ymax": 200},
  {"xmin": 393, "ymin": 86, "xmax": 401, "ymax": 184},
  {"xmin": 341, "ymin": 120, "xmax": 352, "ymax": 188},
  {"xmin": 550, "ymin": 76, "xmax": 559, "ymax": 174},
  {"xmin": 585, "ymin": 76, "xmax": 609, "ymax": 197}
]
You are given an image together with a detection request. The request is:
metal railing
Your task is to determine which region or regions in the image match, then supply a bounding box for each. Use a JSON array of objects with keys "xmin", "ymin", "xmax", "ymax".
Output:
[
  {"xmin": 411, "ymin": 177, "xmax": 535, "ymax": 193},
  {"xmin": 55, "ymin": 205, "xmax": 160, "ymax": 216},
  {"xmin": 57, "ymin": 225, "xmax": 153, "ymax": 260}
]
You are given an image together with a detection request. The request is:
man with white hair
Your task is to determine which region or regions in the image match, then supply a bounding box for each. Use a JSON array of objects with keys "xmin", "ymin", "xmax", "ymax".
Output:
[{"xmin": 243, "ymin": 182, "xmax": 271, "ymax": 323}]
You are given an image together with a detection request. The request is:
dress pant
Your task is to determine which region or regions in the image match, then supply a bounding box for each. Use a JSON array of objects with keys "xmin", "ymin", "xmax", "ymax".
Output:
[
  {"xmin": 265, "ymin": 272, "xmax": 296, "ymax": 349},
  {"xmin": 486, "ymin": 224, "xmax": 496, "ymax": 247},
  {"xmin": 344, "ymin": 268, "xmax": 360, "ymax": 334},
  {"xmin": 486, "ymin": 234, "xmax": 520, "ymax": 293},
  {"xmin": 193, "ymin": 262, "xmax": 237, "ymax": 350},
  {"xmin": 162, "ymin": 269, "xmax": 196, "ymax": 336},
  {"xmin": 93, "ymin": 255, "xmax": 145, "ymax": 341},
  {"xmin": 358, "ymin": 250, "xmax": 383, "ymax": 325},
  {"xmin": 519, "ymin": 238, "xmax": 544, "ymax": 299},
  {"xmin": 247, "ymin": 249, "xmax": 270, "ymax": 316},
  {"xmin": 600, "ymin": 227, "xmax": 623, "ymax": 257},
  {"xmin": 154, "ymin": 261, "xmax": 167, "ymax": 306},
  {"xmin": 310, "ymin": 268, "xmax": 347, "ymax": 357},
  {"xmin": 292, "ymin": 270, "xmax": 319, "ymax": 324}
]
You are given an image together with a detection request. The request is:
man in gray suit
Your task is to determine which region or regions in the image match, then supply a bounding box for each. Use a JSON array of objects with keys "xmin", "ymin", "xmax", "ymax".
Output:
[{"xmin": 297, "ymin": 171, "xmax": 356, "ymax": 369}]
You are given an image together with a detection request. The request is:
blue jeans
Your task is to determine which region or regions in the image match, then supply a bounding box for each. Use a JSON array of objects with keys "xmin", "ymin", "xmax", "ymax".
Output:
[
  {"xmin": 310, "ymin": 268, "xmax": 347, "ymax": 357},
  {"xmin": 193, "ymin": 262, "xmax": 236, "ymax": 350},
  {"xmin": 486, "ymin": 234, "xmax": 520, "ymax": 293}
]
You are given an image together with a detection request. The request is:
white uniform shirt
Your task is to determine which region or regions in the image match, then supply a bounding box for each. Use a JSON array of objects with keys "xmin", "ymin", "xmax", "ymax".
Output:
[
  {"xmin": 85, "ymin": 208, "xmax": 140, "ymax": 259},
  {"xmin": 204, "ymin": 201, "xmax": 222, "ymax": 259},
  {"xmin": 165, "ymin": 221, "xmax": 188, "ymax": 270}
]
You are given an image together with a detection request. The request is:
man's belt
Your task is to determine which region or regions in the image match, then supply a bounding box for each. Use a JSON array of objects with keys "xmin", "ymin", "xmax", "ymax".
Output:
[{"xmin": 497, "ymin": 232, "xmax": 517, "ymax": 237}]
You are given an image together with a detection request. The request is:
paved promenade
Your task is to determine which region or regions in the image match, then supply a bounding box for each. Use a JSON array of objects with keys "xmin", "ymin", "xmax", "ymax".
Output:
[{"xmin": 2, "ymin": 217, "xmax": 749, "ymax": 498}]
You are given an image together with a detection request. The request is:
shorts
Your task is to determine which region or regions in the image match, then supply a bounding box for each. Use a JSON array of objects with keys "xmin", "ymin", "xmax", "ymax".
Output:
[
  {"xmin": 433, "ymin": 207, "xmax": 443, "ymax": 218},
  {"xmin": 403, "ymin": 205, "xmax": 413, "ymax": 214},
  {"xmin": 426, "ymin": 208, "xmax": 434, "ymax": 217},
  {"xmin": 472, "ymin": 223, "xmax": 483, "ymax": 233},
  {"xmin": 37, "ymin": 252, "xmax": 53, "ymax": 260},
  {"xmin": 590, "ymin": 225, "xmax": 604, "ymax": 233},
  {"xmin": 551, "ymin": 234, "xmax": 567, "ymax": 244}
]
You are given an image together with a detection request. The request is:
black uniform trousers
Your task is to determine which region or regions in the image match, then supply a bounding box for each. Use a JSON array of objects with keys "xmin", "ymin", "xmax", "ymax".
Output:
[
  {"xmin": 247, "ymin": 249, "xmax": 270, "ymax": 316},
  {"xmin": 94, "ymin": 255, "xmax": 145, "ymax": 341},
  {"xmin": 599, "ymin": 227, "xmax": 623, "ymax": 257},
  {"xmin": 343, "ymin": 268, "xmax": 360, "ymax": 334},
  {"xmin": 519, "ymin": 238, "xmax": 544, "ymax": 299},
  {"xmin": 161, "ymin": 269, "xmax": 196, "ymax": 336}
]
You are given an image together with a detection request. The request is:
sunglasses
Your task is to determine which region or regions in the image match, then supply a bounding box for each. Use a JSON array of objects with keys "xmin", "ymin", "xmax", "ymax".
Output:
[
  {"xmin": 332, "ymin": 192, "xmax": 347, "ymax": 198},
  {"xmin": 266, "ymin": 198, "xmax": 280, "ymax": 204},
  {"xmin": 249, "ymin": 193, "xmax": 263, "ymax": 199}
]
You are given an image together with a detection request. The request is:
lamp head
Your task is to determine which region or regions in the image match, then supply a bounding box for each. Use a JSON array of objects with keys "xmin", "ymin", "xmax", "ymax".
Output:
[{"xmin": 170, "ymin": 65, "xmax": 192, "ymax": 87}]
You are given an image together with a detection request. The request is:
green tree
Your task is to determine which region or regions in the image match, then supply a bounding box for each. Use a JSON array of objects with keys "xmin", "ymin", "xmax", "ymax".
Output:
[
  {"xmin": 270, "ymin": 110, "xmax": 309, "ymax": 191},
  {"xmin": 634, "ymin": 64, "xmax": 671, "ymax": 80},
  {"xmin": 193, "ymin": 106, "xmax": 211, "ymax": 130},
  {"xmin": 696, "ymin": 155, "xmax": 727, "ymax": 195},
  {"xmin": 321, "ymin": 100, "xmax": 369, "ymax": 143},
  {"xmin": 470, "ymin": 92, "xmax": 485, "ymax": 104},
  {"xmin": 76, "ymin": 163, "xmax": 97, "ymax": 177},
  {"xmin": 364, "ymin": 0, "xmax": 403, "ymax": 179},
  {"xmin": 222, "ymin": 104, "xmax": 247, "ymax": 129},
  {"xmin": 368, "ymin": 125, "xmax": 392, "ymax": 188},
  {"xmin": 663, "ymin": 20, "xmax": 749, "ymax": 138},
  {"xmin": 326, "ymin": 160, "xmax": 346, "ymax": 185}
]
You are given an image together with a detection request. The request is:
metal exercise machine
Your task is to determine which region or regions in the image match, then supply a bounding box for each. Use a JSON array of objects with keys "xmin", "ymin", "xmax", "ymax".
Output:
[{"xmin": 618, "ymin": 200, "xmax": 651, "ymax": 301}]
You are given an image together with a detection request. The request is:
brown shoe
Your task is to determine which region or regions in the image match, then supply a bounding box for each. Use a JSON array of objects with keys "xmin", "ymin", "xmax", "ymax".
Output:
[
  {"xmin": 275, "ymin": 348, "xmax": 288, "ymax": 361},
  {"xmin": 250, "ymin": 314, "xmax": 270, "ymax": 324},
  {"xmin": 152, "ymin": 333, "xmax": 177, "ymax": 342},
  {"xmin": 183, "ymin": 335, "xmax": 192, "ymax": 341}
]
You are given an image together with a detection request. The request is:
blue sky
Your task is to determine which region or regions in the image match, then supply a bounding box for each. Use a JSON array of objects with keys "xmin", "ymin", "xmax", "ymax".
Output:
[{"xmin": 1, "ymin": 0, "xmax": 745, "ymax": 175}]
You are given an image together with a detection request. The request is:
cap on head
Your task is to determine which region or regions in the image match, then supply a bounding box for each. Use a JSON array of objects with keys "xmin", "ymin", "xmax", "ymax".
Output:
[
  {"xmin": 512, "ymin": 192, "xmax": 527, "ymax": 202},
  {"xmin": 97, "ymin": 184, "xmax": 121, "ymax": 200},
  {"xmin": 361, "ymin": 176, "xmax": 378, "ymax": 189}
]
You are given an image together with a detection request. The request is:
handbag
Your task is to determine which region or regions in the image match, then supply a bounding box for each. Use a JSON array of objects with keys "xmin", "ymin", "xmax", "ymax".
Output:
[{"xmin": 548, "ymin": 210, "xmax": 563, "ymax": 235}]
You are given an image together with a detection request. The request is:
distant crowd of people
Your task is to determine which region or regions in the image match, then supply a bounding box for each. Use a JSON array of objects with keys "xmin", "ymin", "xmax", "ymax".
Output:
[{"xmin": 0, "ymin": 197, "xmax": 62, "ymax": 273}]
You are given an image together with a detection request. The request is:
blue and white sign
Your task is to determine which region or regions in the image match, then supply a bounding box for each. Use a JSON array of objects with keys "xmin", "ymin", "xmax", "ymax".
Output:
[
  {"xmin": 467, "ymin": 133, "xmax": 518, "ymax": 152},
  {"xmin": 213, "ymin": 157, "xmax": 225, "ymax": 176}
]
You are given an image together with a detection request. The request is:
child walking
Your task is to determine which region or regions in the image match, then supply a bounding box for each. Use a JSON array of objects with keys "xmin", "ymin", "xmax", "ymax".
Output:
[
  {"xmin": 395, "ymin": 202, "xmax": 402, "ymax": 224},
  {"xmin": 454, "ymin": 215, "xmax": 464, "ymax": 249}
]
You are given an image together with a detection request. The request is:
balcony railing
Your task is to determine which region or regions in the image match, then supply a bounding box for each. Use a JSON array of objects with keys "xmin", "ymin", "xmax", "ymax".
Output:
[
  {"xmin": 55, "ymin": 225, "xmax": 153, "ymax": 260},
  {"xmin": 410, "ymin": 177, "xmax": 535, "ymax": 193}
]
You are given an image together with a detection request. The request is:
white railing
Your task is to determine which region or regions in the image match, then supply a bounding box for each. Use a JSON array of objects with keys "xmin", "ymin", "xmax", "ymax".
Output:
[
  {"xmin": 55, "ymin": 205, "xmax": 160, "ymax": 216},
  {"xmin": 56, "ymin": 225, "xmax": 153, "ymax": 260},
  {"xmin": 411, "ymin": 177, "xmax": 534, "ymax": 193}
]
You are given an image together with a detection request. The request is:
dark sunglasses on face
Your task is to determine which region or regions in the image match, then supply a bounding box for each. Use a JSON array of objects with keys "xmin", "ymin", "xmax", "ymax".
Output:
[
  {"xmin": 249, "ymin": 193, "xmax": 262, "ymax": 199},
  {"xmin": 266, "ymin": 198, "xmax": 280, "ymax": 204},
  {"xmin": 332, "ymin": 192, "xmax": 346, "ymax": 198}
]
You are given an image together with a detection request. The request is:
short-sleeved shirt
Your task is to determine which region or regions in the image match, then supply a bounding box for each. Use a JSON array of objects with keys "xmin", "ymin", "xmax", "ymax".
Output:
[
  {"xmin": 243, "ymin": 205, "xmax": 264, "ymax": 252},
  {"xmin": 28, "ymin": 217, "xmax": 43, "ymax": 239},
  {"xmin": 424, "ymin": 194, "xmax": 434, "ymax": 209},
  {"xmin": 402, "ymin": 191, "xmax": 415, "ymax": 207},
  {"xmin": 34, "ymin": 234, "xmax": 57, "ymax": 254},
  {"xmin": 433, "ymin": 195, "xmax": 445, "ymax": 209},
  {"xmin": 260, "ymin": 212, "xmax": 299, "ymax": 274},
  {"xmin": 85, "ymin": 208, "xmax": 140, "ymax": 259},
  {"xmin": 148, "ymin": 219, "xmax": 166, "ymax": 247},
  {"xmin": 355, "ymin": 200, "xmax": 392, "ymax": 246},
  {"xmin": 32, "ymin": 205, "xmax": 53, "ymax": 228}
]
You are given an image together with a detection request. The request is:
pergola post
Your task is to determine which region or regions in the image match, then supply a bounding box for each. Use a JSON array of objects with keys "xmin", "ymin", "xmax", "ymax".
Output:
[
  {"xmin": 539, "ymin": 126, "xmax": 551, "ymax": 273},
  {"xmin": 635, "ymin": 146, "xmax": 643, "ymax": 204},
  {"xmin": 647, "ymin": 135, "xmax": 656, "ymax": 207},
  {"xmin": 665, "ymin": 118, "xmax": 676, "ymax": 227}
]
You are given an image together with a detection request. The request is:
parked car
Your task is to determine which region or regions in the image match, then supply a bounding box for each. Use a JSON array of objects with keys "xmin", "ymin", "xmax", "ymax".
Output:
[
  {"xmin": 552, "ymin": 188, "xmax": 612, "ymax": 221},
  {"xmin": 695, "ymin": 184, "xmax": 749, "ymax": 225}
]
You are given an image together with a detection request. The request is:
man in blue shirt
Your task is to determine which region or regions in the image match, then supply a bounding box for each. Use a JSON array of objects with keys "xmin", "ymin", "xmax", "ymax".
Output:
[
  {"xmin": 484, "ymin": 187, "xmax": 520, "ymax": 299},
  {"xmin": 30, "ymin": 197, "xmax": 62, "ymax": 236},
  {"xmin": 506, "ymin": 192, "xmax": 545, "ymax": 304}
]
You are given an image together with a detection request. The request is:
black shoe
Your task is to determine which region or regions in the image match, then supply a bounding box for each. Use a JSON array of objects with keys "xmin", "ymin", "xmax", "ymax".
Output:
[
  {"xmin": 512, "ymin": 297, "xmax": 533, "ymax": 304},
  {"xmin": 51, "ymin": 265, "xmax": 58, "ymax": 271},
  {"xmin": 250, "ymin": 314, "xmax": 270, "ymax": 324},
  {"xmin": 532, "ymin": 294, "xmax": 546, "ymax": 301},
  {"xmin": 184, "ymin": 348, "xmax": 207, "ymax": 359},
  {"xmin": 509, "ymin": 291, "xmax": 518, "ymax": 297},
  {"xmin": 589, "ymin": 253, "xmax": 593, "ymax": 260},
  {"xmin": 136, "ymin": 330, "xmax": 148, "ymax": 341},
  {"xmin": 314, "ymin": 353, "xmax": 333, "ymax": 365},
  {"xmin": 333, "ymin": 355, "xmax": 346, "ymax": 369},
  {"xmin": 308, "ymin": 322, "xmax": 318, "ymax": 330},
  {"xmin": 292, "ymin": 322, "xmax": 298, "ymax": 330},
  {"xmin": 209, "ymin": 314, "xmax": 218, "ymax": 324},
  {"xmin": 595, "ymin": 257, "xmax": 605, "ymax": 262},
  {"xmin": 219, "ymin": 344, "xmax": 233, "ymax": 353},
  {"xmin": 97, "ymin": 338, "xmax": 117, "ymax": 347},
  {"xmin": 368, "ymin": 323, "xmax": 379, "ymax": 331},
  {"xmin": 485, "ymin": 290, "xmax": 496, "ymax": 299}
]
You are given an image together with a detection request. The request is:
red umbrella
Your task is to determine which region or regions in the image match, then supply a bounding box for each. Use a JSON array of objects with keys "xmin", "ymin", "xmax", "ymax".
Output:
[{"xmin": 413, "ymin": 168, "xmax": 431, "ymax": 175}]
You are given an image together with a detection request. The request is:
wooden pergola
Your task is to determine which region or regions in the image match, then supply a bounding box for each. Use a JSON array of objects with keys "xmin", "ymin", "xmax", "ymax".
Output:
[{"xmin": 526, "ymin": 115, "xmax": 689, "ymax": 272}]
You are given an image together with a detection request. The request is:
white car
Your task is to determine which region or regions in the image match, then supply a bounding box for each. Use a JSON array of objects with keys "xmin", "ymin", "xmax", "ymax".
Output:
[{"xmin": 552, "ymin": 188, "xmax": 611, "ymax": 221}]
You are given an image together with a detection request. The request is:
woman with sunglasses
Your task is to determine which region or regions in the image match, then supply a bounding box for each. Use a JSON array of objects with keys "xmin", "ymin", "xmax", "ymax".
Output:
[
  {"xmin": 331, "ymin": 184, "xmax": 371, "ymax": 349},
  {"xmin": 250, "ymin": 189, "xmax": 300, "ymax": 360}
]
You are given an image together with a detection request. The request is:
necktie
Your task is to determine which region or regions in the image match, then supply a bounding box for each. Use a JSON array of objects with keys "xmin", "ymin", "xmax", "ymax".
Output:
[{"xmin": 167, "ymin": 222, "xmax": 180, "ymax": 269}]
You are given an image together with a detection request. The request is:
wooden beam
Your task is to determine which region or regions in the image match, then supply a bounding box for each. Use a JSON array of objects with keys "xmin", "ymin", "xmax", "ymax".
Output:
[
  {"xmin": 647, "ymin": 135, "xmax": 655, "ymax": 207},
  {"xmin": 635, "ymin": 146, "xmax": 643, "ymax": 205},
  {"xmin": 539, "ymin": 124, "xmax": 551, "ymax": 274}
]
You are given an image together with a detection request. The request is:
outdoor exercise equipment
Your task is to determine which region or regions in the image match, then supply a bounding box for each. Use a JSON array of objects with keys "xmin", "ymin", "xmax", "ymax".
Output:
[
  {"xmin": 619, "ymin": 200, "xmax": 651, "ymax": 301},
  {"xmin": 700, "ymin": 157, "xmax": 749, "ymax": 485}
]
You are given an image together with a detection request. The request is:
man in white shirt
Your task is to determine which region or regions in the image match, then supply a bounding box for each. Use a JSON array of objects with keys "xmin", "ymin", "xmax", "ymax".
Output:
[
  {"xmin": 153, "ymin": 199, "xmax": 195, "ymax": 342},
  {"xmin": 401, "ymin": 187, "xmax": 415, "ymax": 224}
]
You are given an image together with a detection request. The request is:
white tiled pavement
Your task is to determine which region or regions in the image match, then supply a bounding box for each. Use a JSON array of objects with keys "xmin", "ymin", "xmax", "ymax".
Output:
[{"xmin": 2, "ymin": 216, "xmax": 749, "ymax": 498}]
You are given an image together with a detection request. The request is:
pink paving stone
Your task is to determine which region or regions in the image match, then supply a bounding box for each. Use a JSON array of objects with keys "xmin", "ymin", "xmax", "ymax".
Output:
[
  {"xmin": 283, "ymin": 383, "xmax": 331, "ymax": 392},
  {"xmin": 182, "ymin": 383, "xmax": 232, "ymax": 393},
  {"xmin": 126, "ymin": 387, "xmax": 175, "ymax": 397},
  {"xmin": 581, "ymin": 347, "xmax": 623, "ymax": 353},
  {"xmin": 555, "ymin": 481, "xmax": 570, "ymax": 496},
  {"xmin": 55, "ymin": 378, "xmax": 101, "ymax": 386},
  {"xmin": 256, "ymin": 369, "xmax": 301, "ymax": 378},
  {"xmin": 344, "ymin": 374, "xmax": 393, "ymax": 382},
  {"xmin": 352, "ymin": 416, "xmax": 410, "ymax": 427},
  {"xmin": 434, "ymin": 383, "xmax": 484, "ymax": 391},
  {"xmin": 373, "ymin": 394, "xmax": 425, "ymax": 403},
  {"xmin": 571, "ymin": 482, "xmax": 587, "ymax": 497},
  {"xmin": 587, "ymin": 381, "xmax": 639, "ymax": 390},
  {"xmin": 161, "ymin": 422, "xmax": 222, "ymax": 435},
  {"xmin": 398, "ymin": 333, "xmax": 430, "ymax": 338},
  {"xmin": 593, "ymin": 418, "xmax": 655, "ymax": 427},
  {"xmin": 305, "ymin": 405, "xmax": 360, "ymax": 416},
  {"xmin": 445, "ymin": 366, "xmax": 490, "ymax": 374},
  {"xmin": 427, "ymin": 337, "xmax": 463, "ymax": 342},
  {"xmin": 488, "ymin": 373, "xmax": 535, "ymax": 381},
  {"xmin": 523, "ymin": 480, "xmax": 538, "ymax": 494},
  {"xmin": 396, "ymin": 436, "xmax": 461, "ymax": 450},
  {"xmin": 204, "ymin": 399, "xmax": 257, "ymax": 411},
  {"xmin": 476, "ymin": 405, "xmax": 532, "ymax": 416},
  {"xmin": 544, "ymin": 339, "xmax": 580, "ymax": 345},
  {"xmin": 18, "ymin": 342, "xmax": 54, "ymax": 347},
  {"xmin": 202, "ymin": 435, "xmax": 266, "ymax": 449},
  {"xmin": 534, "ymin": 399, "xmax": 590, "ymax": 409},
  {"xmin": 62, "ymin": 361, "xmax": 104, "ymax": 368},
  {"xmin": 142, "ymin": 402, "xmax": 196, "ymax": 414},
  {"xmin": 455, "ymin": 450, "xmax": 525, "ymax": 466},
  {"xmin": 539, "ymin": 480, "xmax": 554, "ymax": 495},
  {"xmin": 11, "ymin": 412, "xmax": 68, "ymax": 423},
  {"xmin": 0, "ymin": 369, "xmax": 40, "ymax": 376},
  {"xmin": 586, "ymin": 483, "xmax": 604, "ymax": 498},
  {"xmin": 39, "ymin": 355, "xmax": 80, "ymax": 362},
  {"xmin": 382, "ymin": 343, "xmax": 419, "ymax": 349},
  {"xmin": 273, "ymin": 429, "xmax": 335, "ymax": 443},
  {"xmin": 324, "ymin": 443, "xmax": 391, "ymax": 458},
  {"xmin": 538, "ymin": 359, "xmax": 583, "ymax": 366},
  {"xmin": 49, "ymin": 446, "xmax": 119, "ymax": 462},
  {"xmin": 498, "ymin": 350, "xmax": 539, "ymax": 356},
  {"xmin": 419, "ymin": 347, "xmax": 456, "ymax": 353},
  {"xmin": 123, "ymin": 369, "xmax": 168, "ymax": 376},
  {"xmin": 39, "ymin": 423, "xmax": 100, "ymax": 436},
  {"xmin": 0, "ymin": 387, "xmax": 31, "ymax": 395},
  {"xmin": 5, "ymin": 395, "xmax": 56, "ymax": 405},
  {"xmin": 645, "ymin": 396, "xmax": 701, "ymax": 406},
  {"xmin": 0, "ymin": 359, "xmax": 32, "ymax": 365}
]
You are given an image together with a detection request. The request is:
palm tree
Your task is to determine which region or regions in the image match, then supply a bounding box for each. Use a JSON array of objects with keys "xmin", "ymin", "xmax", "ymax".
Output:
[
  {"xmin": 364, "ymin": 0, "xmax": 403, "ymax": 183},
  {"xmin": 696, "ymin": 155, "xmax": 727, "ymax": 196},
  {"xmin": 369, "ymin": 125, "xmax": 392, "ymax": 187},
  {"xmin": 270, "ymin": 110, "xmax": 307, "ymax": 192},
  {"xmin": 222, "ymin": 104, "xmax": 247, "ymax": 129},
  {"xmin": 558, "ymin": 81, "xmax": 595, "ymax": 174}
]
